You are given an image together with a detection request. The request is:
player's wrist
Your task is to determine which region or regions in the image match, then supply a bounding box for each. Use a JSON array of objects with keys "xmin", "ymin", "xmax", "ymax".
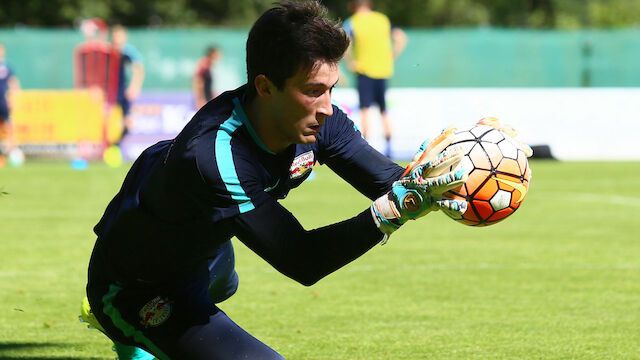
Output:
[
  {"xmin": 370, "ymin": 183, "xmax": 427, "ymax": 242},
  {"xmin": 389, "ymin": 182, "xmax": 431, "ymax": 220},
  {"xmin": 369, "ymin": 203, "xmax": 400, "ymax": 245}
]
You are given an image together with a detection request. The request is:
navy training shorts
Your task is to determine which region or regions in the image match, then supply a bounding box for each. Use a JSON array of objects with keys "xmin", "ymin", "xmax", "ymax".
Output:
[
  {"xmin": 357, "ymin": 74, "xmax": 387, "ymax": 112},
  {"xmin": 87, "ymin": 240, "xmax": 284, "ymax": 359}
]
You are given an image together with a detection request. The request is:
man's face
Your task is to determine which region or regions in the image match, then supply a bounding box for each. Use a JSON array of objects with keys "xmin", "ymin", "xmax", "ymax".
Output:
[
  {"xmin": 208, "ymin": 50, "xmax": 221, "ymax": 63},
  {"xmin": 112, "ymin": 29, "xmax": 127, "ymax": 48},
  {"xmin": 269, "ymin": 61, "xmax": 338, "ymax": 147}
]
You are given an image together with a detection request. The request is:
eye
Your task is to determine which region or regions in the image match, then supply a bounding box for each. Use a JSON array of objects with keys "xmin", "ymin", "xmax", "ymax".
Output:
[{"xmin": 305, "ymin": 87, "xmax": 325, "ymax": 97}]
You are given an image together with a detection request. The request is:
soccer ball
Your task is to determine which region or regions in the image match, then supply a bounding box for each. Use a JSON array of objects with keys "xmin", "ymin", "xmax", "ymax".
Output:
[
  {"xmin": 8, "ymin": 148, "xmax": 25, "ymax": 167},
  {"xmin": 444, "ymin": 124, "xmax": 531, "ymax": 226}
]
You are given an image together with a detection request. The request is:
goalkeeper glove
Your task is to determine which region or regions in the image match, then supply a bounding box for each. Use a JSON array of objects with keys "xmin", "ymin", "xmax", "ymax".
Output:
[
  {"xmin": 477, "ymin": 117, "xmax": 533, "ymax": 158},
  {"xmin": 401, "ymin": 126, "xmax": 458, "ymax": 179},
  {"xmin": 371, "ymin": 145, "xmax": 469, "ymax": 242}
]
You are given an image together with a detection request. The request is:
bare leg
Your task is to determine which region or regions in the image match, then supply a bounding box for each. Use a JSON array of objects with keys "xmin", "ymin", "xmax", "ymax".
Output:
[
  {"xmin": 360, "ymin": 107, "xmax": 370, "ymax": 140},
  {"xmin": 381, "ymin": 110, "xmax": 392, "ymax": 141},
  {"xmin": 0, "ymin": 120, "xmax": 15, "ymax": 155},
  {"xmin": 381, "ymin": 110, "xmax": 392, "ymax": 158}
]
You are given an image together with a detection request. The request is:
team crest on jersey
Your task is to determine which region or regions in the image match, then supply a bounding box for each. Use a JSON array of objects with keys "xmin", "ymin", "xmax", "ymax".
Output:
[
  {"xmin": 139, "ymin": 296, "xmax": 172, "ymax": 328},
  {"xmin": 289, "ymin": 151, "xmax": 314, "ymax": 179}
]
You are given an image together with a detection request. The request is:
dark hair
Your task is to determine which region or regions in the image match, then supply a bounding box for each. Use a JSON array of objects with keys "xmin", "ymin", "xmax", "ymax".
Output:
[
  {"xmin": 349, "ymin": 0, "xmax": 373, "ymax": 10},
  {"xmin": 245, "ymin": 0, "xmax": 349, "ymax": 101}
]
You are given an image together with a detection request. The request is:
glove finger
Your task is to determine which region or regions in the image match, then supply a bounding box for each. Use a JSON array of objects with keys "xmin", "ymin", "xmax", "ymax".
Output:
[
  {"xmin": 476, "ymin": 116, "xmax": 501, "ymax": 128},
  {"xmin": 416, "ymin": 144, "xmax": 465, "ymax": 178},
  {"xmin": 405, "ymin": 139, "xmax": 430, "ymax": 172},
  {"xmin": 407, "ymin": 139, "xmax": 429, "ymax": 164},
  {"xmin": 436, "ymin": 199, "xmax": 468, "ymax": 219},
  {"xmin": 405, "ymin": 145, "xmax": 470, "ymax": 188},
  {"xmin": 410, "ymin": 153, "xmax": 460, "ymax": 181},
  {"xmin": 477, "ymin": 117, "xmax": 532, "ymax": 157},
  {"xmin": 401, "ymin": 126, "xmax": 457, "ymax": 178},
  {"xmin": 498, "ymin": 123, "xmax": 518, "ymax": 138},
  {"xmin": 417, "ymin": 138, "xmax": 430, "ymax": 154},
  {"xmin": 477, "ymin": 117, "xmax": 518, "ymax": 138},
  {"xmin": 520, "ymin": 142, "xmax": 533, "ymax": 158},
  {"xmin": 412, "ymin": 166, "xmax": 469, "ymax": 194},
  {"xmin": 422, "ymin": 126, "xmax": 457, "ymax": 163}
]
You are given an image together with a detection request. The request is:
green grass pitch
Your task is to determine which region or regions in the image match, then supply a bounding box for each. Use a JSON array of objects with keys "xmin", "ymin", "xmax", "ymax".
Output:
[{"xmin": 0, "ymin": 160, "xmax": 639, "ymax": 359}]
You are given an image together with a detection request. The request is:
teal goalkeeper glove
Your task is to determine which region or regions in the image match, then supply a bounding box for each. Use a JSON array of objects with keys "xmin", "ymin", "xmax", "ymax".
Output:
[
  {"xmin": 477, "ymin": 117, "xmax": 533, "ymax": 157},
  {"xmin": 401, "ymin": 126, "xmax": 458, "ymax": 179},
  {"xmin": 371, "ymin": 145, "xmax": 470, "ymax": 241}
]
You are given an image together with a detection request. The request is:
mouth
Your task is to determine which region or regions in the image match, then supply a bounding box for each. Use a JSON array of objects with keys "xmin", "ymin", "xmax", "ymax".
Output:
[{"xmin": 309, "ymin": 125, "xmax": 321, "ymax": 133}]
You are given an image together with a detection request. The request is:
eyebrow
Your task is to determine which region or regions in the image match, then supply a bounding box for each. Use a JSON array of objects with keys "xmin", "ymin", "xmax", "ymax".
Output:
[{"xmin": 306, "ymin": 79, "xmax": 339, "ymax": 88}]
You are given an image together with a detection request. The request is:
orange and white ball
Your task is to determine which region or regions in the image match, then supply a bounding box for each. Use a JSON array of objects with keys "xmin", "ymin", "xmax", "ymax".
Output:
[{"xmin": 444, "ymin": 124, "xmax": 532, "ymax": 226}]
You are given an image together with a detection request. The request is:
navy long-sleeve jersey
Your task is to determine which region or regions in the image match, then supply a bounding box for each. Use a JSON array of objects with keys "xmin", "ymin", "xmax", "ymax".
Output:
[{"xmin": 92, "ymin": 85, "xmax": 405, "ymax": 287}]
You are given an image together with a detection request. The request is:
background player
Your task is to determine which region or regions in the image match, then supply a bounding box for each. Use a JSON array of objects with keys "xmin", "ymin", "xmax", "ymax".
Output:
[
  {"xmin": 344, "ymin": 0, "xmax": 407, "ymax": 158},
  {"xmin": 112, "ymin": 24, "xmax": 145, "ymax": 144},
  {"xmin": 83, "ymin": 1, "xmax": 468, "ymax": 359},
  {"xmin": 0, "ymin": 42, "xmax": 20, "ymax": 165},
  {"xmin": 192, "ymin": 45, "xmax": 221, "ymax": 110},
  {"xmin": 73, "ymin": 18, "xmax": 115, "ymax": 96}
]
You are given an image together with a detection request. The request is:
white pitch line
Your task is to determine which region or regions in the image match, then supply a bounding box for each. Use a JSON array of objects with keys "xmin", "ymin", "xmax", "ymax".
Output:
[
  {"xmin": 549, "ymin": 192, "xmax": 640, "ymax": 207},
  {"xmin": 346, "ymin": 262, "xmax": 640, "ymax": 272}
]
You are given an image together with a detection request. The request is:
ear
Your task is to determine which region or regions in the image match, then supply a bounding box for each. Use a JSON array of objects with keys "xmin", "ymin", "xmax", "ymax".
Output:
[{"xmin": 254, "ymin": 75, "xmax": 274, "ymax": 98}]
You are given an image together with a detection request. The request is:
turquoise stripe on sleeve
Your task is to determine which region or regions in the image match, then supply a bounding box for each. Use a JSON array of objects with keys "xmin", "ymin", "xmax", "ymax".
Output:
[
  {"xmin": 102, "ymin": 284, "xmax": 170, "ymax": 360},
  {"xmin": 215, "ymin": 109, "xmax": 255, "ymax": 213}
]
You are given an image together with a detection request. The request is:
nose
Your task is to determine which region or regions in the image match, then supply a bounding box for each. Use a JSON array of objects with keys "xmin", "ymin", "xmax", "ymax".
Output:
[{"xmin": 317, "ymin": 91, "xmax": 333, "ymax": 119}]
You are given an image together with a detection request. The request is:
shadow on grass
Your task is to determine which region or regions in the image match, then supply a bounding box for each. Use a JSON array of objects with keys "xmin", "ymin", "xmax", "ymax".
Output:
[{"xmin": 0, "ymin": 342, "xmax": 106, "ymax": 360}]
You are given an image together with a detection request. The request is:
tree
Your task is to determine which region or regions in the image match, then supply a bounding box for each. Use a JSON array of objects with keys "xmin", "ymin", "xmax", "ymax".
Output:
[{"xmin": 0, "ymin": 0, "xmax": 639, "ymax": 28}]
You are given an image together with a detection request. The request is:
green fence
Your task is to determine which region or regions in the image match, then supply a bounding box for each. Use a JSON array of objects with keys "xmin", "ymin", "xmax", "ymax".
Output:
[
  {"xmin": 1, "ymin": 28, "xmax": 639, "ymax": 90},
  {"xmin": 397, "ymin": 29, "xmax": 640, "ymax": 87}
]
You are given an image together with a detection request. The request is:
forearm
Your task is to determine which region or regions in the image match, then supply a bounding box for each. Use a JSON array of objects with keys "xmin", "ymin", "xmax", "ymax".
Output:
[
  {"xmin": 326, "ymin": 143, "xmax": 405, "ymax": 200},
  {"xmin": 391, "ymin": 28, "xmax": 407, "ymax": 59},
  {"xmin": 192, "ymin": 78, "xmax": 206, "ymax": 107},
  {"xmin": 126, "ymin": 64, "xmax": 144, "ymax": 98},
  {"xmin": 232, "ymin": 201, "xmax": 383, "ymax": 286}
]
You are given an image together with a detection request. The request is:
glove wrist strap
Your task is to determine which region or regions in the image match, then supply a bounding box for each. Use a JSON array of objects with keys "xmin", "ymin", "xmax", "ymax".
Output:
[{"xmin": 371, "ymin": 194, "xmax": 404, "ymax": 244}]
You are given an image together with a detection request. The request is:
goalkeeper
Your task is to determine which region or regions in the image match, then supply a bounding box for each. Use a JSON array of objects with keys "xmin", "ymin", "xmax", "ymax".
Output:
[{"xmin": 82, "ymin": 1, "xmax": 469, "ymax": 359}]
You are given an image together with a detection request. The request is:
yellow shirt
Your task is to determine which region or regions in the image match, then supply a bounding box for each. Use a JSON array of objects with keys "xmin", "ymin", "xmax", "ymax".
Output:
[{"xmin": 346, "ymin": 11, "xmax": 394, "ymax": 79}]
